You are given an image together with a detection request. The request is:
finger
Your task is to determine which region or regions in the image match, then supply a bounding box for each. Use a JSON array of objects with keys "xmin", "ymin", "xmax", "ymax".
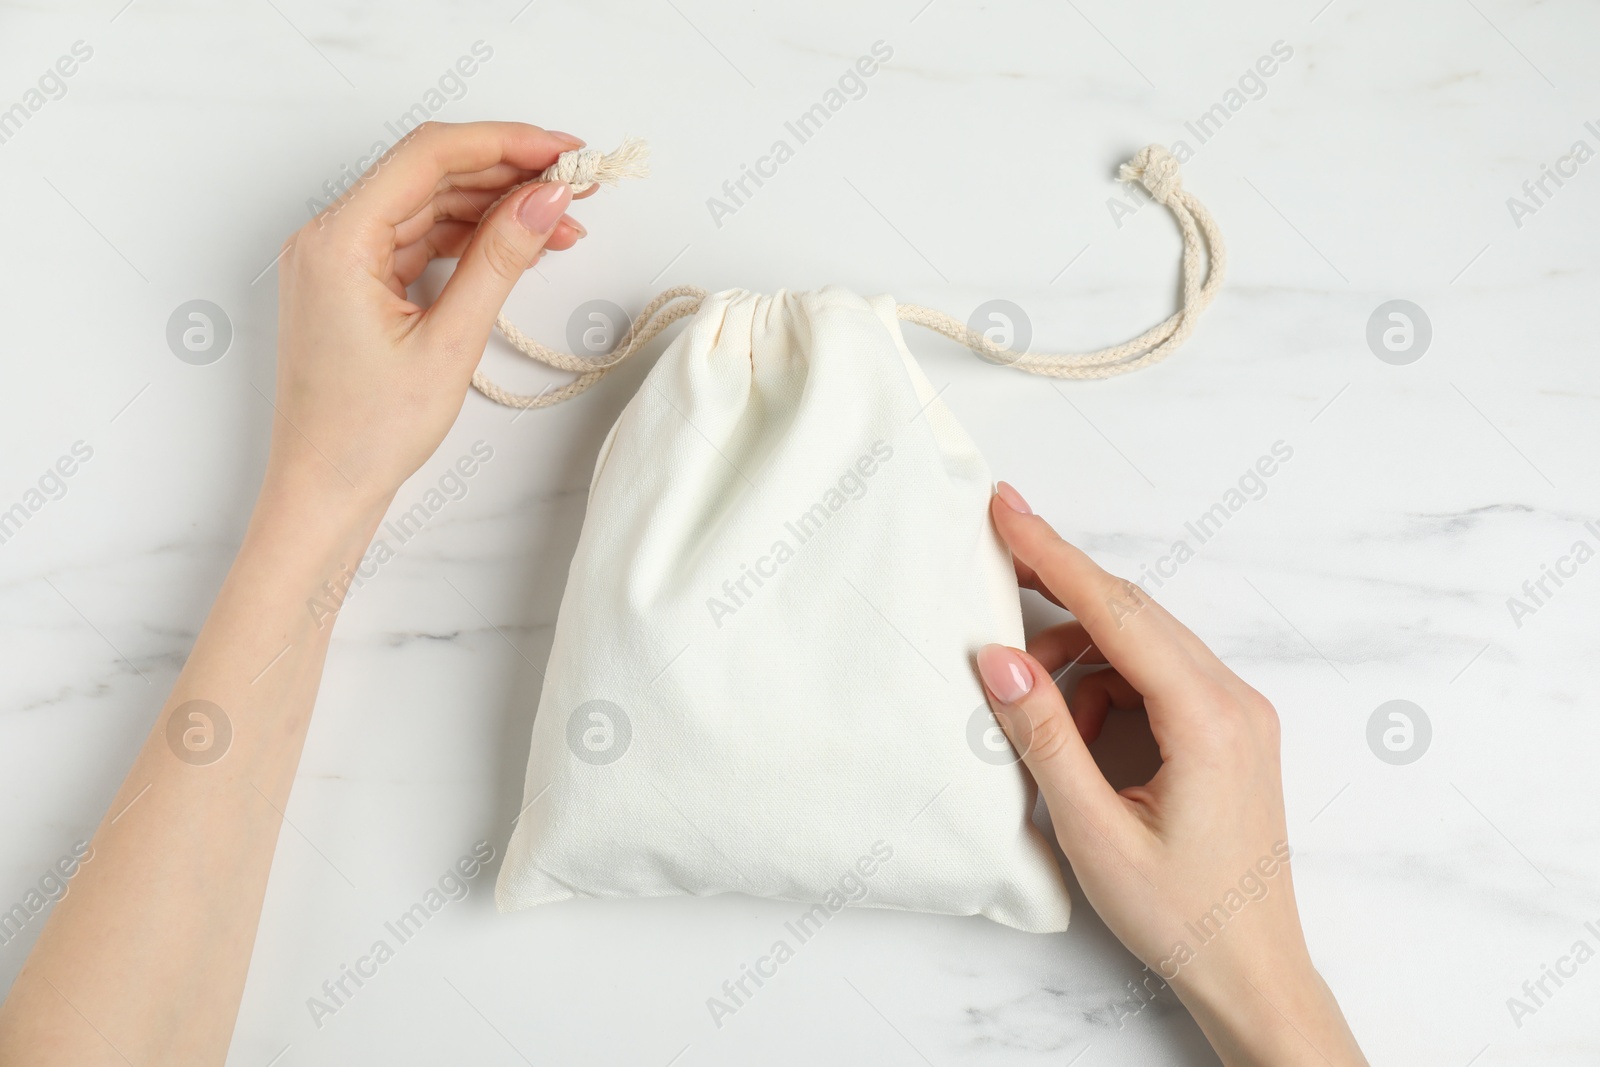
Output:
[
  {"xmin": 428, "ymin": 157, "xmax": 602, "ymax": 199},
  {"xmin": 1069, "ymin": 668, "xmax": 1144, "ymax": 745},
  {"xmin": 1151, "ymin": 603, "xmax": 1245, "ymax": 693},
  {"xmin": 991, "ymin": 483, "xmax": 1204, "ymax": 705},
  {"xmin": 394, "ymin": 188, "xmax": 505, "ymax": 247},
  {"xmin": 1025, "ymin": 621, "xmax": 1107, "ymax": 675},
  {"xmin": 1012, "ymin": 518, "xmax": 1226, "ymax": 679},
  {"xmin": 1014, "ymin": 555, "xmax": 1067, "ymax": 610},
  {"xmin": 437, "ymin": 163, "xmax": 540, "ymax": 190},
  {"xmin": 976, "ymin": 644, "xmax": 1130, "ymax": 848},
  {"xmin": 542, "ymin": 214, "xmax": 585, "ymax": 252},
  {"xmin": 392, "ymin": 220, "xmax": 477, "ymax": 287},
  {"xmin": 349, "ymin": 121, "xmax": 579, "ymax": 229},
  {"xmin": 423, "ymin": 180, "xmax": 572, "ymax": 352},
  {"xmin": 392, "ymin": 212, "xmax": 585, "ymax": 292}
]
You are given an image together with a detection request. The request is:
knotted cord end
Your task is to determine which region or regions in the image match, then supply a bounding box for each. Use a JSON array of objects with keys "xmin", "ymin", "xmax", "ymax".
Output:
[
  {"xmin": 539, "ymin": 136, "xmax": 651, "ymax": 192},
  {"xmin": 1118, "ymin": 144, "xmax": 1182, "ymax": 203}
]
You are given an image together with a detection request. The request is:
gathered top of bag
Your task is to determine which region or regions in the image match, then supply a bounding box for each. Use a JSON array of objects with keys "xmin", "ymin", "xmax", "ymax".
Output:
[{"xmin": 473, "ymin": 139, "xmax": 1226, "ymax": 410}]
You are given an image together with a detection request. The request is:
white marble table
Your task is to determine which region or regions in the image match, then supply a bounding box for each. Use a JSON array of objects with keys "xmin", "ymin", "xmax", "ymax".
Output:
[{"xmin": 3, "ymin": 0, "xmax": 1597, "ymax": 1063}]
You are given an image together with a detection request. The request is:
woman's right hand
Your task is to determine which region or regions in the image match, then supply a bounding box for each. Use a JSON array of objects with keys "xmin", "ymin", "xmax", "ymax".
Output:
[
  {"xmin": 267, "ymin": 120, "xmax": 588, "ymax": 514},
  {"xmin": 976, "ymin": 482, "xmax": 1366, "ymax": 1067}
]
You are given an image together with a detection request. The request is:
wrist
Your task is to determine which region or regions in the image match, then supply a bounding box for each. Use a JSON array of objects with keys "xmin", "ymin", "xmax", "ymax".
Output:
[
  {"xmin": 1173, "ymin": 956, "xmax": 1366, "ymax": 1067},
  {"xmin": 243, "ymin": 465, "xmax": 394, "ymax": 617},
  {"xmin": 255, "ymin": 459, "xmax": 394, "ymax": 545}
]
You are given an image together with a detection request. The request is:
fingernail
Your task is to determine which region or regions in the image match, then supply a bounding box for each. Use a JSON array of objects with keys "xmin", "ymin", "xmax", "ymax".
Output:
[
  {"xmin": 518, "ymin": 182, "xmax": 571, "ymax": 233},
  {"xmin": 561, "ymin": 213, "xmax": 587, "ymax": 238},
  {"xmin": 977, "ymin": 644, "xmax": 1034, "ymax": 704},
  {"xmin": 995, "ymin": 481, "xmax": 1032, "ymax": 515},
  {"xmin": 547, "ymin": 130, "xmax": 585, "ymax": 147}
]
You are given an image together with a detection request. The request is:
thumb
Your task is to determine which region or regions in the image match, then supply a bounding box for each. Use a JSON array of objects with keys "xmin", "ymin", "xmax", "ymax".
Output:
[
  {"xmin": 976, "ymin": 643, "xmax": 1126, "ymax": 845},
  {"xmin": 426, "ymin": 180, "xmax": 572, "ymax": 347}
]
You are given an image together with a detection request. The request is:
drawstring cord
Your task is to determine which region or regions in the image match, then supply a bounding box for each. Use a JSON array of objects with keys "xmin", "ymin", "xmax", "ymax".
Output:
[{"xmin": 473, "ymin": 141, "xmax": 1225, "ymax": 409}]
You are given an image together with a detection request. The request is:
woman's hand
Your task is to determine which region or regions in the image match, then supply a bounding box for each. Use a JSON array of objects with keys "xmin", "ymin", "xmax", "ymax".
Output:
[
  {"xmin": 976, "ymin": 482, "xmax": 1366, "ymax": 1067},
  {"xmin": 267, "ymin": 120, "xmax": 587, "ymax": 511}
]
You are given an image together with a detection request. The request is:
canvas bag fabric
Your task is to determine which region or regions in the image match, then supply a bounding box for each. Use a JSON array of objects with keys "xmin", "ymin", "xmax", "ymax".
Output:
[
  {"xmin": 484, "ymin": 142, "xmax": 1222, "ymax": 933},
  {"xmin": 496, "ymin": 286, "xmax": 1074, "ymax": 932}
]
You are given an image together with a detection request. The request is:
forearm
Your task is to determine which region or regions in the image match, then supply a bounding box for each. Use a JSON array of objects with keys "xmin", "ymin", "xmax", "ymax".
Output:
[{"xmin": 0, "ymin": 471, "xmax": 389, "ymax": 1066}]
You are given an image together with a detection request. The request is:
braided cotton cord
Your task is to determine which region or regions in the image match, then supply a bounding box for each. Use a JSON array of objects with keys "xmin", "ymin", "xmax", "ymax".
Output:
[
  {"xmin": 476, "ymin": 286, "xmax": 708, "ymax": 409},
  {"xmin": 897, "ymin": 146, "xmax": 1227, "ymax": 380},
  {"xmin": 473, "ymin": 142, "xmax": 1225, "ymax": 408}
]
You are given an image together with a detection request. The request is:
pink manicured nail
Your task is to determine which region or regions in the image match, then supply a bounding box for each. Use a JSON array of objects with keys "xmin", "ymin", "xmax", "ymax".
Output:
[
  {"xmin": 977, "ymin": 645, "xmax": 1034, "ymax": 704},
  {"xmin": 518, "ymin": 182, "xmax": 571, "ymax": 233},
  {"xmin": 995, "ymin": 481, "xmax": 1032, "ymax": 514},
  {"xmin": 547, "ymin": 130, "xmax": 585, "ymax": 147},
  {"xmin": 561, "ymin": 213, "xmax": 587, "ymax": 238}
]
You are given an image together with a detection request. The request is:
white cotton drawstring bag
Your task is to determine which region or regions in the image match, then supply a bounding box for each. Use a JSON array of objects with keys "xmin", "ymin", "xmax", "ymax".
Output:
[{"xmin": 484, "ymin": 143, "xmax": 1224, "ymax": 933}]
